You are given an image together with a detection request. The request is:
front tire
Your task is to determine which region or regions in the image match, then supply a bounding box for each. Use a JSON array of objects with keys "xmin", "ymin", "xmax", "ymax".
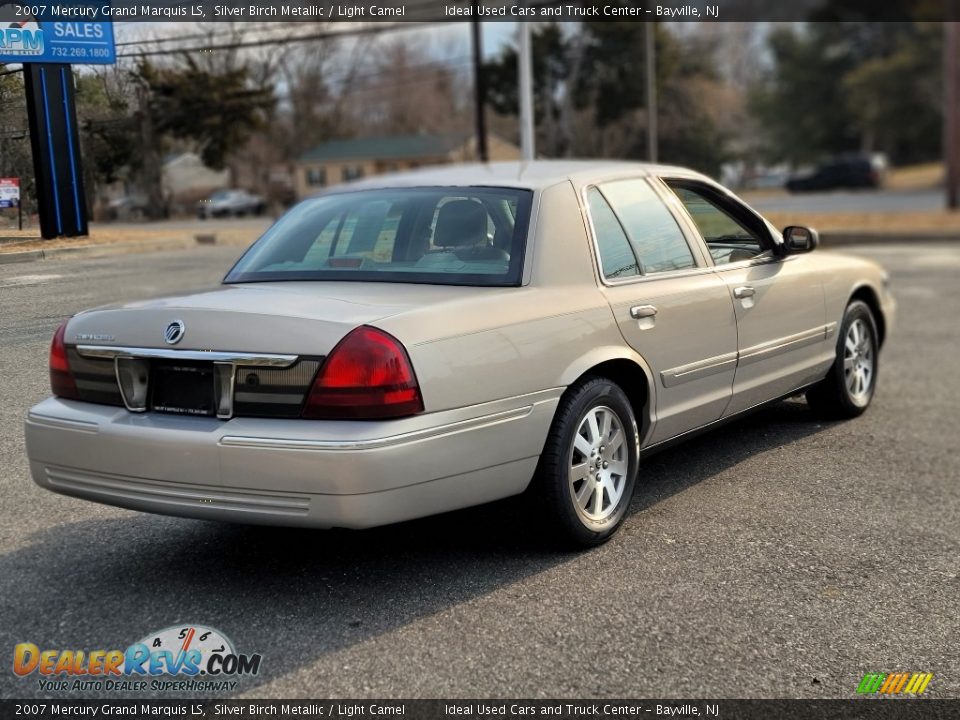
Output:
[
  {"xmin": 807, "ymin": 300, "xmax": 879, "ymax": 418},
  {"xmin": 534, "ymin": 376, "xmax": 640, "ymax": 548}
]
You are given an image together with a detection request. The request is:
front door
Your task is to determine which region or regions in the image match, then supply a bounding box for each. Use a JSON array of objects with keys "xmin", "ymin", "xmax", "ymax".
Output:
[{"xmin": 663, "ymin": 180, "xmax": 830, "ymax": 415}]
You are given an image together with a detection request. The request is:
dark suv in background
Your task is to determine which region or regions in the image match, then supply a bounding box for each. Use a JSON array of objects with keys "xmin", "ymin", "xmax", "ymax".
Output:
[{"xmin": 786, "ymin": 153, "xmax": 888, "ymax": 192}]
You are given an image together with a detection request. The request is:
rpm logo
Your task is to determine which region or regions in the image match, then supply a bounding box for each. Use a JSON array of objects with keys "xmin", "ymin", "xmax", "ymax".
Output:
[
  {"xmin": 0, "ymin": 20, "xmax": 43, "ymax": 56},
  {"xmin": 130, "ymin": 624, "xmax": 262, "ymax": 677}
]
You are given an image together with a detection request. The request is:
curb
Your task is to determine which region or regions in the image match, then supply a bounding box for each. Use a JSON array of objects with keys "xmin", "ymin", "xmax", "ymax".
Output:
[
  {"xmin": 0, "ymin": 236, "xmax": 251, "ymax": 265},
  {"xmin": 0, "ymin": 249, "xmax": 44, "ymax": 264},
  {"xmin": 819, "ymin": 231, "xmax": 958, "ymax": 246}
]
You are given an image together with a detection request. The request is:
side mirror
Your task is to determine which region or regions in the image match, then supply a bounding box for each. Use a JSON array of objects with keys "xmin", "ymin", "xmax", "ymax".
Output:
[{"xmin": 782, "ymin": 225, "xmax": 819, "ymax": 254}]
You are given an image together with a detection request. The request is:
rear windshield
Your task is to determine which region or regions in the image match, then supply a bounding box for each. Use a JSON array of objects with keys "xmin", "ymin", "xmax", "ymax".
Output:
[{"xmin": 225, "ymin": 186, "xmax": 533, "ymax": 286}]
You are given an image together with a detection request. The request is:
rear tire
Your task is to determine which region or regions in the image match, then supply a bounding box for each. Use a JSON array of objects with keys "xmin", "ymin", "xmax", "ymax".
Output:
[
  {"xmin": 807, "ymin": 300, "xmax": 879, "ymax": 419},
  {"xmin": 533, "ymin": 376, "xmax": 640, "ymax": 548}
]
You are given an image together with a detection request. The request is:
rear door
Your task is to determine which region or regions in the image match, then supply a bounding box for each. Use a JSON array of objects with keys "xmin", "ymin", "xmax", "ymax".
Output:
[
  {"xmin": 584, "ymin": 178, "xmax": 739, "ymax": 446},
  {"xmin": 661, "ymin": 178, "xmax": 830, "ymax": 415}
]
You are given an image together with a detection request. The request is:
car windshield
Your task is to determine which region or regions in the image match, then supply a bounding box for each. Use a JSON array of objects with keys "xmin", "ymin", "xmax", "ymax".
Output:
[{"xmin": 225, "ymin": 186, "xmax": 533, "ymax": 287}]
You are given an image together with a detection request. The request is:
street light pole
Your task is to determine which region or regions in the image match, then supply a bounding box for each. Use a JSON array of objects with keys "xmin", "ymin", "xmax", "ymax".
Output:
[
  {"xmin": 471, "ymin": 12, "xmax": 488, "ymax": 163},
  {"xmin": 518, "ymin": 18, "xmax": 535, "ymax": 161},
  {"xmin": 645, "ymin": 21, "xmax": 658, "ymax": 163},
  {"xmin": 946, "ymin": 19, "xmax": 959, "ymax": 209}
]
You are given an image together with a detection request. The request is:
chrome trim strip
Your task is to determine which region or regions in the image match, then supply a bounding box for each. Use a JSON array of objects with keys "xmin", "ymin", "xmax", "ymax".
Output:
[
  {"xmin": 825, "ymin": 321, "xmax": 838, "ymax": 339},
  {"xmin": 220, "ymin": 405, "xmax": 534, "ymax": 452},
  {"xmin": 214, "ymin": 361, "xmax": 236, "ymax": 419},
  {"xmin": 76, "ymin": 345, "xmax": 298, "ymax": 367},
  {"xmin": 660, "ymin": 351, "xmax": 738, "ymax": 388},
  {"xmin": 114, "ymin": 357, "xmax": 149, "ymax": 413},
  {"xmin": 738, "ymin": 326, "xmax": 828, "ymax": 366},
  {"xmin": 603, "ymin": 264, "xmax": 716, "ymax": 286},
  {"xmin": 26, "ymin": 412, "xmax": 99, "ymax": 434}
]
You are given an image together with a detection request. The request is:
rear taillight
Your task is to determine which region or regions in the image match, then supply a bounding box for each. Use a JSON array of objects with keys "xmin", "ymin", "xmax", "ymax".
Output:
[
  {"xmin": 49, "ymin": 320, "xmax": 79, "ymax": 400},
  {"xmin": 302, "ymin": 326, "xmax": 424, "ymax": 420}
]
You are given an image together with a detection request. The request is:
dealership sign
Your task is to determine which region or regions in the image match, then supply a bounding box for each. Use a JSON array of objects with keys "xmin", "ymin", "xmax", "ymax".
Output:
[
  {"xmin": 0, "ymin": 177, "xmax": 19, "ymax": 208},
  {"xmin": 0, "ymin": 14, "xmax": 115, "ymax": 65}
]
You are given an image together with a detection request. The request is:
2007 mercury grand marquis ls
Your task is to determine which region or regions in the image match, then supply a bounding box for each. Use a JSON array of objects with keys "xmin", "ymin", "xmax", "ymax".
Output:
[{"xmin": 25, "ymin": 162, "xmax": 894, "ymax": 546}]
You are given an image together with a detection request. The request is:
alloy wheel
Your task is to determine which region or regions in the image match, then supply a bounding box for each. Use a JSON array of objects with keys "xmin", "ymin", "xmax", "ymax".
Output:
[
  {"xmin": 843, "ymin": 318, "xmax": 875, "ymax": 404},
  {"xmin": 568, "ymin": 405, "xmax": 629, "ymax": 523}
]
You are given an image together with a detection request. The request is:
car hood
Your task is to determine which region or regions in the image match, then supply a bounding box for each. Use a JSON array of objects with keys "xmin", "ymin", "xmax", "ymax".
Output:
[{"xmin": 66, "ymin": 282, "xmax": 488, "ymax": 356}]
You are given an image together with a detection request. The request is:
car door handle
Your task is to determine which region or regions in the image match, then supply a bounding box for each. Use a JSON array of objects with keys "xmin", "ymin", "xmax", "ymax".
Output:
[
  {"xmin": 733, "ymin": 286, "xmax": 755, "ymax": 299},
  {"xmin": 629, "ymin": 305, "xmax": 658, "ymax": 319}
]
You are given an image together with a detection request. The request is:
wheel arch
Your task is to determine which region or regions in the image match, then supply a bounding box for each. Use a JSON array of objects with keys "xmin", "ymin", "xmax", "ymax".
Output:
[
  {"xmin": 559, "ymin": 348, "xmax": 656, "ymax": 445},
  {"xmin": 849, "ymin": 283, "xmax": 886, "ymax": 347}
]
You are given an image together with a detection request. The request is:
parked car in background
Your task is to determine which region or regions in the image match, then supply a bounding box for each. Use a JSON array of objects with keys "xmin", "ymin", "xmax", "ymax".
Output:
[
  {"xmin": 26, "ymin": 162, "xmax": 894, "ymax": 548},
  {"xmin": 197, "ymin": 189, "xmax": 266, "ymax": 219},
  {"xmin": 786, "ymin": 153, "xmax": 888, "ymax": 192},
  {"xmin": 104, "ymin": 195, "xmax": 150, "ymax": 222}
]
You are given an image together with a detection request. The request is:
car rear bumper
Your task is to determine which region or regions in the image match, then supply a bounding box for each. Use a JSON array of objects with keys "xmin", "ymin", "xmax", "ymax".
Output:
[{"xmin": 25, "ymin": 391, "xmax": 561, "ymax": 529}]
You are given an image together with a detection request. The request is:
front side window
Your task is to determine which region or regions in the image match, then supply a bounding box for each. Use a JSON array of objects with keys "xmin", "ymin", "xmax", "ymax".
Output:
[
  {"xmin": 666, "ymin": 182, "xmax": 769, "ymax": 265},
  {"xmin": 225, "ymin": 187, "xmax": 532, "ymax": 287},
  {"xmin": 598, "ymin": 179, "xmax": 696, "ymax": 274},
  {"xmin": 586, "ymin": 187, "xmax": 640, "ymax": 280}
]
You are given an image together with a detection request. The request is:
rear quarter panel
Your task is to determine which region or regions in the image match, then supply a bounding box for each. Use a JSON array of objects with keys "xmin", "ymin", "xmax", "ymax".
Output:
[{"xmin": 376, "ymin": 181, "xmax": 650, "ymax": 414}]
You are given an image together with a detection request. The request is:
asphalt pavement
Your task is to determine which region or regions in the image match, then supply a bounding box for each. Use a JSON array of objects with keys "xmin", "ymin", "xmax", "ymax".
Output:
[{"xmin": 0, "ymin": 242, "xmax": 957, "ymax": 700}]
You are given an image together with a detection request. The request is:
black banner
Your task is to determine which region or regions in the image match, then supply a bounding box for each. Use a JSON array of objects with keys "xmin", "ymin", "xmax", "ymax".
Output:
[
  {"xmin": 0, "ymin": 0, "xmax": 953, "ymax": 24},
  {"xmin": 3, "ymin": 700, "xmax": 960, "ymax": 720}
]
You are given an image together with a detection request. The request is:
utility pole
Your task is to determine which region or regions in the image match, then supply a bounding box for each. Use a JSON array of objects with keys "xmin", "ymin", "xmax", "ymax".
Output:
[
  {"xmin": 518, "ymin": 18, "xmax": 535, "ymax": 161},
  {"xmin": 471, "ymin": 12, "xmax": 488, "ymax": 162},
  {"xmin": 645, "ymin": 21, "xmax": 658, "ymax": 163},
  {"xmin": 946, "ymin": 18, "xmax": 959, "ymax": 209}
]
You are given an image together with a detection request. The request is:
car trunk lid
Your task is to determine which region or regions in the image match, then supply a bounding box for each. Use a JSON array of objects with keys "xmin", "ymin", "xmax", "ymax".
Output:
[{"xmin": 66, "ymin": 281, "xmax": 477, "ymax": 356}]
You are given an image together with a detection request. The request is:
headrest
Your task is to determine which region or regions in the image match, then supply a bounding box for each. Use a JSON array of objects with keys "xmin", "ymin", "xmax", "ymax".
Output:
[{"xmin": 434, "ymin": 200, "xmax": 487, "ymax": 247}]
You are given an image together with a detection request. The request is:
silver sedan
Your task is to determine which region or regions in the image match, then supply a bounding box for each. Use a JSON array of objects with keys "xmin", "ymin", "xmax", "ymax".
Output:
[{"xmin": 25, "ymin": 162, "xmax": 894, "ymax": 547}]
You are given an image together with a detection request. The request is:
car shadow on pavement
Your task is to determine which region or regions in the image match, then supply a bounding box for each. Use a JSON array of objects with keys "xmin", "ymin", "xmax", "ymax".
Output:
[
  {"xmin": 630, "ymin": 398, "xmax": 837, "ymax": 514},
  {"xmin": 0, "ymin": 398, "xmax": 836, "ymax": 698}
]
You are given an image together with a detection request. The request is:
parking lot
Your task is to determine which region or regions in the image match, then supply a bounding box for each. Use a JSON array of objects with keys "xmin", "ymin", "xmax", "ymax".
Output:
[{"xmin": 0, "ymin": 241, "xmax": 957, "ymax": 699}]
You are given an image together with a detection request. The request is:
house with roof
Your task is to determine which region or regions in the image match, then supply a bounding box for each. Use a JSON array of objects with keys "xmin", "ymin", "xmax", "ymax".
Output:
[{"xmin": 294, "ymin": 132, "xmax": 520, "ymax": 198}]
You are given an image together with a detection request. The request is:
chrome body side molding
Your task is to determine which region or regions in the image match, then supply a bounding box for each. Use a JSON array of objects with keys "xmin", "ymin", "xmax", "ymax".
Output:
[
  {"xmin": 737, "ymin": 326, "xmax": 830, "ymax": 366},
  {"xmin": 660, "ymin": 352, "xmax": 738, "ymax": 388}
]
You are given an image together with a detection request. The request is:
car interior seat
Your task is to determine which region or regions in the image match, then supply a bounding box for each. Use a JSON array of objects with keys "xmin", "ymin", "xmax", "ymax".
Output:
[{"xmin": 432, "ymin": 200, "xmax": 510, "ymax": 262}]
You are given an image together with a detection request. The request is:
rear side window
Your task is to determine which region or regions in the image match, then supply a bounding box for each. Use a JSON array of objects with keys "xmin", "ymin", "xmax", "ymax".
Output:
[
  {"xmin": 598, "ymin": 179, "xmax": 696, "ymax": 274},
  {"xmin": 226, "ymin": 187, "xmax": 533, "ymax": 287},
  {"xmin": 586, "ymin": 187, "xmax": 640, "ymax": 280}
]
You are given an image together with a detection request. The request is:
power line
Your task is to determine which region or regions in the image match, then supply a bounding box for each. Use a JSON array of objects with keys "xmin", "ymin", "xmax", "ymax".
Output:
[
  {"xmin": 114, "ymin": 22, "xmax": 307, "ymax": 48},
  {"xmin": 112, "ymin": 0, "xmax": 567, "ymax": 59},
  {"xmin": 115, "ymin": 21, "xmax": 449, "ymax": 59},
  {"xmin": 112, "ymin": 0, "xmax": 450, "ymax": 48}
]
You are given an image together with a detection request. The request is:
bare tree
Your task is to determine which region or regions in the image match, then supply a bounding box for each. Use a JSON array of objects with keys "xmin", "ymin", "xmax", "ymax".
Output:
[{"xmin": 339, "ymin": 37, "xmax": 471, "ymax": 137}]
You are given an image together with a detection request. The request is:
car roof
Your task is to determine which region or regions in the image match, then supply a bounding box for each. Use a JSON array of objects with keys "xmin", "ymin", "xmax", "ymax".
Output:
[{"xmin": 329, "ymin": 160, "xmax": 710, "ymax": 193}]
